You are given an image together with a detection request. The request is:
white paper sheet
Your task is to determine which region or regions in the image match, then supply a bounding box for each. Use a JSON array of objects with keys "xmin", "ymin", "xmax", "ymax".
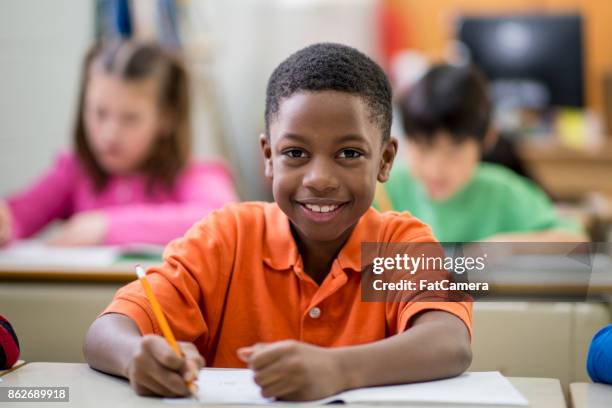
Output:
[
  {"xmin": 166, "ymin": 369, "xmax": 528, "ymax": 406},
  {"xmin": 195, "ymin": 369, "xmax": 273, "ymax": 404},
  {"xmin": 338, "ymin": 371, "xmax": 528, "ymax": 406}
]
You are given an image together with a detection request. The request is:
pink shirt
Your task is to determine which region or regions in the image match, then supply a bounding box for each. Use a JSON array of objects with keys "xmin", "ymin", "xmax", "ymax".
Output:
[{"xmin": 6, "ymin": 151, "xmax": 238, "ymax": 245}]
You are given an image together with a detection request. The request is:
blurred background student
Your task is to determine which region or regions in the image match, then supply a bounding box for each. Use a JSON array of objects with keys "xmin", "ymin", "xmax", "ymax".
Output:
[
  {"xmin": 0, "ymin": 40, "xmax": 237, "ymax": 246},
  {"xmin": 375, "ymin": 64, "xmax": 587, "ymax": 242}
]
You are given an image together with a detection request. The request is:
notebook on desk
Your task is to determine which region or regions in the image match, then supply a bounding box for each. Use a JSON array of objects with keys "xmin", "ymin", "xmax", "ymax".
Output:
[{"xmin": 167, "ymin": 369, "xmax": 529, "ymax": 406}]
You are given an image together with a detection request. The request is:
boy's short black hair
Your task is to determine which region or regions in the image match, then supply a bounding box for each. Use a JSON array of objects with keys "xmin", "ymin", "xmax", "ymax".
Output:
[
  {"xmin": 398, "ymin": 64, "xmax": 491, "ymax": 144},
  {"xmin": 265, "ymin": 42, "xmax": 392, "ymax": 139}
]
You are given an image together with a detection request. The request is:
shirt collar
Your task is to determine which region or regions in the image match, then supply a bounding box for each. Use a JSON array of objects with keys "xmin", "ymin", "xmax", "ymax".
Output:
[{"xmin": 262, "ymin": 203, "xmax": 382, "ymax": 273}]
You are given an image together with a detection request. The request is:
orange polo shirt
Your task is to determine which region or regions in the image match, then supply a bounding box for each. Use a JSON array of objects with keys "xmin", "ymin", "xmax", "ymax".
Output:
[{"xmin": 103, "ymin": 202, "xmax": 472, "ymax": 367}]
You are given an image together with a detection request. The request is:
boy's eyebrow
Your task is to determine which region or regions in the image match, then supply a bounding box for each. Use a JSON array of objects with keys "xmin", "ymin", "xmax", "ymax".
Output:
[
  {"xmin": 280, "ymin": 133, "xmax": 368, "ymax": 144},
  {"xmin": 280, "ymin": 133, "xmax": 309, "ymax": 142},
  {"xmin": 336, "ymin": 134, "xmax": 368, "ymax": 144}
]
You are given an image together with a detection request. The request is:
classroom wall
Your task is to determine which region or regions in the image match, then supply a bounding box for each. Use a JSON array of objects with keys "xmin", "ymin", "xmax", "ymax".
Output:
[
  {"xmin": 0, "ymin": 0, "xmax": 94, "ymax": 196},
  {"xmin": 385, "ymin": 0, "xmax": 612, "ymax": 114}
]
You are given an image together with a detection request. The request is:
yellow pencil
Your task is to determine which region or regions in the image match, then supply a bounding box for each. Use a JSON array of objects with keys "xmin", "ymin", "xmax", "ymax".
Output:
[{"xmin": 135, "ymin": 264, "xmax": 198, "ymax": 397}]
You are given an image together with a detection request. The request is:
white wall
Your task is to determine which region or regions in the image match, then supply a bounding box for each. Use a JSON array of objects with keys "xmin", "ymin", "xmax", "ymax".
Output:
[{"xmin": 0, "ymin": 0, "xmax": 94, "ymax": 196}]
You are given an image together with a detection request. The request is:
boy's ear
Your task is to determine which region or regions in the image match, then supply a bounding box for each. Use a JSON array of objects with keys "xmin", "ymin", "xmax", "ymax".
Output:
[
  {"xmin": 259, "ymin": 133, "xmax": 273, "ymax": 179},
  {"xmin": 377, "ymin": 137, "xmax": 398, "ymax": 183}
]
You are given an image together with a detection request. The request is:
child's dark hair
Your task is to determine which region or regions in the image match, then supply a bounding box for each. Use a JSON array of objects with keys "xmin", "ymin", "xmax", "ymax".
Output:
[
  {"xmin": 73, "ymin": 40, "xmax": 191, "ymax": 193},
  {"xmin": 265, "ymin": 42, "xmax": 392, "ymax": 139},
  {"xmin": 398, "ymin": 64, "xmax": 491, "ymax": 144}
]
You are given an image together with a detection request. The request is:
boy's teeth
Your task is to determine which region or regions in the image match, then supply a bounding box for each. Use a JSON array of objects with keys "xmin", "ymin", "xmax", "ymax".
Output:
[{"xmin": 305, "ymin": 204, "xmax": 338, "ymax": 213}]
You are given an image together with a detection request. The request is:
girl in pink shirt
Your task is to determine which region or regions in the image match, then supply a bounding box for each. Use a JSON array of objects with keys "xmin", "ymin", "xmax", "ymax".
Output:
[{"xmin": 0, "ymin": 41, "xmax": 237, "ymax": 246}]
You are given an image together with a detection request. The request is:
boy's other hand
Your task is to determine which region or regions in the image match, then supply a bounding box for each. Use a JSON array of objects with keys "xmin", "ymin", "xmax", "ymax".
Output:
[
  {"xmin": 47, "ymin": 211, "xmax": 107, "ymax": 246},
  {"xmin": 238, "ymin": 340, "xmax": 345, "ymax": 401},
  {"xmin": 125, "ymin": 335, "xmax": 204, "ymax": 397},
  {"xmin": 0, "ymin": 201, "xmax": 12, "ymax": 246}
]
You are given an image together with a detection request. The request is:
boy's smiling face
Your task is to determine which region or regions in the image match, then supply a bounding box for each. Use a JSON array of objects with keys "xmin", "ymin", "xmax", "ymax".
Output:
[{"xmin": 261, "ymin": 91, "xmax": 397, "ymax": 245}]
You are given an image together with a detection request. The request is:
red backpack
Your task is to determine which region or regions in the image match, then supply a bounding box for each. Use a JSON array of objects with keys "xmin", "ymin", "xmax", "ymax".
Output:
[{"xmin": 0, "ymin": 314, "xmax": 19, "ymax": 369}]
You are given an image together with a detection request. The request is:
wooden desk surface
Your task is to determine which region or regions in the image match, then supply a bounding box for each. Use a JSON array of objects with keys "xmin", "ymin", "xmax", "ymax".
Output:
[
  {"xmin": 0, "ymin": 242, "xmax": 161, "ymax": 282},
  {"xmin": 517, "ymin": 139, "xmax": 612, "ymax": 201},
  {"xmin": 0, "ymin": 261, "xmax": 157, "ymax": 283},
  {"xmin": 2, "ymin": 253, "xmax": 612, "ymax": 297},
  {"xmin": 0, "ymin": 363, "xmax": 567, "ymax": 408},
  {"xmin": 518, "ymin": 139, "xmax": 612, "ymax": 162},
  {"xmin": 569, "ymin": 382, "xmax": 612, "ymax": 408},
  {"xmin": 485, "ymin": 259, "xmax": 612, "ymax": 297},
  {"xmin": 0, "ymin": 361, "xmax": 25, "ymax": 377}
]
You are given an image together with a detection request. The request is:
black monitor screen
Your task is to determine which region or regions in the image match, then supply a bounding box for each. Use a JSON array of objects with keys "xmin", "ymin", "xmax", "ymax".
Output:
[{"xmin": 458, "ymin": 14, "xmax": 584, "ymax": 108}]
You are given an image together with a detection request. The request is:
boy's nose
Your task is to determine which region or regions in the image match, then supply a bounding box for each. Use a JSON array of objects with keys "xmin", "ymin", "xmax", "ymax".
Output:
[{"xmin": 302, "ymin": 159, "xmax": 339, "ymax": 193}]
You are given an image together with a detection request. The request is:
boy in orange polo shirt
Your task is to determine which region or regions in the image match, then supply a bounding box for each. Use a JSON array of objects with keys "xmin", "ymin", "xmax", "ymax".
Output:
[{"xmin": 84, "ymin": 43, "xmax": 472, "ymax": 401}]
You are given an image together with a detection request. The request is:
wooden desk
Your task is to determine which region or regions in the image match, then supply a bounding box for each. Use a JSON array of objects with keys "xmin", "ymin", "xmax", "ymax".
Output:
[
  {"xmin": 2, "ymin": 249, "xmax": 612, "ymax": 365},
  {"xmin": 0, "ymin": 363, "xmax": 567, "ymax": 408},
  {"xmin": 0, "ymin": 241, "xmax": 160, "ymax": 282},
  {"xmin": 0, "ymin": 259, "xmax": 156, "ymax": 363},
  {"xmin": 569, "ymin": 382, "xmax": 612, "ymax": 408},
  {"xmin": 517, "ymin": 139, "xmax": 612, "ymax": 201},
  {"xmin": 6, "ymin": 259, "xmax": 612, "ymax": 297},
  {"xmin": 0, "ymin": 361, "xmax": 25, "ymax": 377},
  {"xmin": 0, "ymin": 254, "xmax": 157, "ymax": 283},
  {"xmin": 476, "ymin": 252, "xmax": 612, "ymax": 298},
  {"xmin": 0, "ymin": 263, "xmax": 137, "ymax": 283}
]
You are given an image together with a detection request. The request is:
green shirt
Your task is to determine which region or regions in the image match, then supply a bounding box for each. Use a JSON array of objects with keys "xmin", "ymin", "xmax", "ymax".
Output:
[{"xmin": 376, "ymin": 162, "xmax": 581, "ymax": 242}]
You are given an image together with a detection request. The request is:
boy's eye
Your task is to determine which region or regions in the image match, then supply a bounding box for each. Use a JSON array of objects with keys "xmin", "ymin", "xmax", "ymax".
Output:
[
  {"xmin": 337, "ymin": 149, "xmax": 363, "ymax": 159},
  {"xmin": 282, "ymin": 149, "xmax": 309, "ymax": 159}
]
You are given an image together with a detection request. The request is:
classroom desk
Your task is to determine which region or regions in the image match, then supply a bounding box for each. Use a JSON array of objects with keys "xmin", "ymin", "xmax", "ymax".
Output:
[
  {"xmin": 0, "ymin": 241, "xmax": 160, "ymax": 282},
  {"xmin": 476, "ymin": 252, "xmax": 612, "ymax": 298},
  {"xmin": 517, "ymin": 139, "xmax": 612, "ymax": 201},
  {"xmin": 1, "ymin": 251, "xmax": 611, "ymax": 384},
  {"xmin": 0, "ymin": 363, "xmax": 568, "ymax": 408},
  {"xmin": 0, "ymin": 361, "xmax": 25, "ymax": 377},
  {"xmin": 0, "ymin": 260, "xmax": 150, "ymax": 363},
  {"xmin": 0, "ymin": 260, "xmax": 149, "ymax": 282},
  {"xmin": 569, "ymin": 382, "xmax": 612, "ymax": 408},
  {"xmin": 3, "ymin": 252, "xmax": 612, "ymax": 295}
]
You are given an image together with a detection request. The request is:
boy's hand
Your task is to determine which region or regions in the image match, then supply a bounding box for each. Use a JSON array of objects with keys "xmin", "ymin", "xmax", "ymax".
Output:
[
  {"xmin": 47, "ymin": 211, "xmax": 107, "ymax": 246},
  {"xmin": 0, "ymin": 201, "xmax": 12, "ymax": 246},
  {"xmin": 237, "ymin": 340, "xmax": 346, "ymax": 401},
  {"xmin": 125, "ymin": 335, "xmax": 204, "ymax": 397}
]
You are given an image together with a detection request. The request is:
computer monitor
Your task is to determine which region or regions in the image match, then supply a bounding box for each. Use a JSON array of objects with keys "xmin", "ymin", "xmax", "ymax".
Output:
[{"xmin": 457, "ymin": 14, "xmax": 584, "ymax": 108}]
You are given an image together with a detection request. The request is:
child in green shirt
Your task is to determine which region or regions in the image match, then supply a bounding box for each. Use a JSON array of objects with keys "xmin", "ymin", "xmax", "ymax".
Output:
[{"xmin": 376, "ymin": 64, "xmax": 586, "ymax": 242}]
